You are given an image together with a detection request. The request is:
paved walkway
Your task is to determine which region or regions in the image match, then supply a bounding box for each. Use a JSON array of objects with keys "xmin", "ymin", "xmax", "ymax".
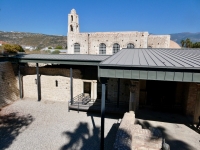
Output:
[{"xmin": 0, "ymin": 99, "xmax": 200, "ymax": 150}]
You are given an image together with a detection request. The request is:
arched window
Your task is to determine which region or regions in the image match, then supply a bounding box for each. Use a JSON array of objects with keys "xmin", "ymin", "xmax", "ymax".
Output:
[
  {"xmin": 127, "ymin": 43, "xmax": 135, "ymax": 49},
  {"xmin": 71, "ymin": 15, "xmax": 73, "ymax": 21},
  {"xmin": 74, "ymin": 43, "xmax": 80, "ymax": 54},
  {"xmin": 70, "ymin": 25, "xmax": 73, "ymax": 32},
  {"xmin": 113, "ymin": 43, "xmax": 120, "ymax": 54},
  {"xmin": 99, "ymin": 43, "xmax": 106, "ymax": 54}
]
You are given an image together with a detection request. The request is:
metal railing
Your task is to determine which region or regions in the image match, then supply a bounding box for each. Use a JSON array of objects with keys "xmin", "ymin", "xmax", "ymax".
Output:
[{"xmin": 68, "ymin": 93, "xmax": 129, "ymax": 113}]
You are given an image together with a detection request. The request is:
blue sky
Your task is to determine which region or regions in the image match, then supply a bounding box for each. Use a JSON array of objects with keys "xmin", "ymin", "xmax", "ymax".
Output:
[{"xmin": 0, "ymin": 0, "xmax": 199, "ymax": 35}]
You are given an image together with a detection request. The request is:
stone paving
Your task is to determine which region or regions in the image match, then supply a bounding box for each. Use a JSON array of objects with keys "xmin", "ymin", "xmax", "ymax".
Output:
[{"xmin": 0, "ymin": 99, "xmax": 200, "ymax": 150}]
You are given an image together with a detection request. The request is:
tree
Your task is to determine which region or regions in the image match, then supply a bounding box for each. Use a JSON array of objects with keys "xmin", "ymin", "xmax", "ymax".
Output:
[
  {"xmin": 185, "ymin": 38, "xmax": 192, "ymax": 48},
  {"xmin": 192, "ymin": 42, "xmax": 200, "ymax": 48},
  {"xmin": 181, "ymin": 40, "xmax": 185, "ymax": 47}
]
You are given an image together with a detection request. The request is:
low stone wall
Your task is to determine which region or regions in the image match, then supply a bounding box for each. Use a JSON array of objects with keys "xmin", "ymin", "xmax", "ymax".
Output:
[
  {"xmin": 114, "ymin": 111, "xmax": 163, "ymax": 150},
  {"xmin": 0, "ymin": 62, "xmax": 19, "ymax": 108},
  {"xmin": 23, "ymin": 75, "xmax": 85, "ymax": 101}
]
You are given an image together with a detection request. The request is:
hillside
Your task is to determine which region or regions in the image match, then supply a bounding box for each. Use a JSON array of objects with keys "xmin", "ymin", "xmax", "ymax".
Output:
[
  {"xmin": 170, "ymin": 32, "xmax": 200, "ymax": 45},
  {"xmin": 0, "ymin": 31, "xmax": 67, "ymax": 49},
  {"xmin": 1, "ymin": 31, "xmax": 200, "ymax": 48}
]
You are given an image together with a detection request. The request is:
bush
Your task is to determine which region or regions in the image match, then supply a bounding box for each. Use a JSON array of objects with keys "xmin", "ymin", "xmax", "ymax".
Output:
[
  {"xmin": 51, "ymin": 50, "xmax": 60, "ymax": 54},
  {"xmin": 3, "ymin": 43, "xmax": 25, "ymax": 53},
  {"xmin": 55, "ymin": 45, "xmax": 63, "ymax": 49}
]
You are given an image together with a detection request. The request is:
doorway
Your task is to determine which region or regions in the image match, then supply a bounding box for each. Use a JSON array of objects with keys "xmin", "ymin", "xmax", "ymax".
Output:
[{"xmin": 83, "ymin": 82, "xmax": 91, "ymax": 97}]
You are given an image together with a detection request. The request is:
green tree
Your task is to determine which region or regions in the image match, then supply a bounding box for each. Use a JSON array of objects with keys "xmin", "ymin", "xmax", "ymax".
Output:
[
  {"xmin": 51, "ymin": 50, "xmax": 60, "ymax": 54},
  {"xmin": 192, "ymin": 42, "xmax": 200, "ymax": 48},
  {"xmin": 55, "ymin": 45, "xmax": 63, "ymax": 49},
  {"xmin": 185, "ymin": 38, "xmax": 192, "ymax": 48},
  {"xmin": 181, "ymin": 40, "xmax": 185, "ymax": 47},
  {"xmin": 48, "ymin": 47, "xmax": 52, "ymax": 49}
]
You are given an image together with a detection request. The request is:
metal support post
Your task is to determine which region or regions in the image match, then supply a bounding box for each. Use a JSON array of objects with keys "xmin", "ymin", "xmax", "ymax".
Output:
[
  {"xmin": 36, "ymin": 63, "xmax": 41, "ymax": 101},
  {"xmin": 18, "ymin": 64, "xmax": 23, "ymax": 99},
  {"xmin": 70, "ymin": 67, "xmax": 73, "ymax": 105},
  {"xmin": 117, "ymin": 78, "xmax": 120, "ymax": 108},
  {"xmin": 100, "ymin": 82, "xmax": 106, "ymax": 150}
]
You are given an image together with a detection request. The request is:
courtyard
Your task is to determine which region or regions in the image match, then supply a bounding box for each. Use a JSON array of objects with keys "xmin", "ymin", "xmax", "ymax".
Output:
[{"xmin": 0, "ymin": 99, "xmax": 200, "ymax": 150}]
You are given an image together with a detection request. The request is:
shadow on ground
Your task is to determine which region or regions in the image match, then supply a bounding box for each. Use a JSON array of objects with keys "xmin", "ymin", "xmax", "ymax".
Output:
[
  {"xmin": 136, "ymin": 115, "xmax": 197, "ymax": 150},
  {"xmin": 60, "ymin": 112, "xmax": 120, "ymax": 150},
  {"xmin": 136, "ymin": 108, "xmax": 200, "ymax": 134},
  {"xmin": 0, "ymin": 112, "xmax": 34, "ymax": 150}
]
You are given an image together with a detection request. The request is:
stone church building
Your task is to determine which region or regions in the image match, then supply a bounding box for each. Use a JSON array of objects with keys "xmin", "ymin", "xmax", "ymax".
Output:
[{"xmin": 67, "ymin": 9, "xmax": 180, "ymax": 55}]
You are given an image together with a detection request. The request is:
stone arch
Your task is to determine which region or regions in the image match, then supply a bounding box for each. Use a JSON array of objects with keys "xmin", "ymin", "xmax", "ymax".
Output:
[
  {"xmin": 70, "ymin": 25, "xmax": 73, "ymax": 32},
  {"xmin": 113, "ymin": 43, "xmax": 120, "ymax": 54},
  {"xmin": 99, "ymin": 43, "xmax": 106, "ymax": 54},
  {"xmin": 74, "ymin": 43, "xmax": 80, "ymax": 54},
  {"xmin": 127, "ymin": 43, "xmax": 135, "ymax": 49},
  {"xmin": 71, "ymin": 15, "xmax": 73, "ymax": 22}
]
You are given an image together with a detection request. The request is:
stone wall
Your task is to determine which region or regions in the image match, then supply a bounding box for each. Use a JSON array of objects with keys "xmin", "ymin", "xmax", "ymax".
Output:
[
  {"xmin": 107, "ymin": 78, "xmax": 131, "ymax": 102},
  {"xmin": 67, "ymin": 33, "xmax": 89, "ymax": 54},
  {"xmin": 0, "ymin": 62, "xmax": 19, "ymax": 108},
  {"xmin": 185, "ymin": 83, "xmax": 198, "ymax": 116},
  {"xmin": 21, "ymin": 66, "xmax": 97, "ymax": 101},
  {"xmin": 20, "ymin": 66, "xmax": 82, "ymax": 79},
  {"xmin": 88, "ymin": 32, "xmax": 149, "ymax": 54},
  {"xmin": 148, "ymin": 35, "xmax": 170, "ymax": 48},
  {"xmin": 23, "ymin": 75, "xmax": 85, "ymax": 101}
]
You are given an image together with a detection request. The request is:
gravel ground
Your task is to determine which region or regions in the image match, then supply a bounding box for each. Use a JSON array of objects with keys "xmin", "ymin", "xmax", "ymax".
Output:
[{"xmin": 0, "ymin": 99, "xmax": 120, "ymax": 150}]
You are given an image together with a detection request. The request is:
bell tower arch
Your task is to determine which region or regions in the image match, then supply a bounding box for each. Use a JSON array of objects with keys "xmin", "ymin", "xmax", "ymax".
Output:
[{"xmin": 68, "ymin": 9, "xmax": 79, "ymax": 34}]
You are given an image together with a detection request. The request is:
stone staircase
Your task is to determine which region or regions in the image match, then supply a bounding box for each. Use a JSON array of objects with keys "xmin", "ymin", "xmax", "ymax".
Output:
[{"xmin": 114, "ymin": 111, "xmax": 166, "ymax": 150}]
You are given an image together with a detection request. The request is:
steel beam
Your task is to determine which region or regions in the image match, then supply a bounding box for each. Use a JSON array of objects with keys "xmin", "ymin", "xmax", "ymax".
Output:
[
  {"xmin": 36, "ymin": 63, "xmax": 41, "ymax": 101},
  {"xmin": 70, "ymin": 67, "xmax": 73, "ymax": 105}
]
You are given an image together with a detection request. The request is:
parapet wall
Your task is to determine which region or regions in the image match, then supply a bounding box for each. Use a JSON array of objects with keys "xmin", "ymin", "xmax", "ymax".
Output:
[{"xmin": 0, "ymin": 62, "xmax": 19, "ymax": 108}]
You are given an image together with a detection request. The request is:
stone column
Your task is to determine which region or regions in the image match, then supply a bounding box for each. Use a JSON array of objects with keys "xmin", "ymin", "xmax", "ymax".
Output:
[
  {"xmin": 194, "ymin": 84, "xmax": 200, "ymax": 123},
  {"xmin": 91, "ymin": 81, "xmax": 94, "ymax": 99},
  {"xmin": 93, "ymin": 80, "xmax": 97, "ymax": 100},
  {"xmin": 129, "ymin": 80, "xmax": 139, "ymax": 113}
]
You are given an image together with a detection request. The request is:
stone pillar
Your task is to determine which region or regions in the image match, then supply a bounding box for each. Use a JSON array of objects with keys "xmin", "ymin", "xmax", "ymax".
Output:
[
  {"xmin": 91, "ymin": 81, "xmax": 94, "ymax": 99},
  {"xmin": 129, "ymin": 80, "xmax": 139, "ymax": 112},
  {"xmin": 194, "ymin": 84, "xmax": 200, "ymax": 123},
  {"xmin": 93, "ymin": 80, "xmax": 97, "ymax": 100}
]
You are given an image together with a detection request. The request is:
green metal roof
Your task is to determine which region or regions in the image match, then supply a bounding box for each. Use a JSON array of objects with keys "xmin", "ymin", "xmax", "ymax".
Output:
[{"xmin": 99, "ymin": 48, "xmax": 200, "ymax": 82}]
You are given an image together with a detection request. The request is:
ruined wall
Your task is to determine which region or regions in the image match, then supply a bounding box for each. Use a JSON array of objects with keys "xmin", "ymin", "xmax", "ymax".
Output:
[
  {"xmin": 0, "ymin": 62, "xmax": 19, "ymax": 108},
  {"xmin": 148, "ymin": 35, "xmax": 170, "ymax": 48},
  {"xmin": 88, "ymin": 32, "xmax": 148, "ymax": 55}
]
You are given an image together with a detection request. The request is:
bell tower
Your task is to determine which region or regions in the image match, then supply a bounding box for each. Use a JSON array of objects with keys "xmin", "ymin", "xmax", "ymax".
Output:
[{"xmin": 68, "ymin": 9, "xmax": 79, "ymax": 34}]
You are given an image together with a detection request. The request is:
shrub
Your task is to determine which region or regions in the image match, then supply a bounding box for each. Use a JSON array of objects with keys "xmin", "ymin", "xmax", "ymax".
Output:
[
  {"xmin": 3, "ymin": 43, "xmax": 25, "ymax": 53},
  {"xmin": 51, "ymin": 50, "xmax": 60, "ymax": 54}
]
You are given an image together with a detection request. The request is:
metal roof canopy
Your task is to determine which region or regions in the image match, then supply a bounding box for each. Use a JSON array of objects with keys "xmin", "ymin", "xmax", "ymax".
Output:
[
  {"xmin": 99, "ymin": 48, "xmax": 200, "ymax": 82},
  {"xmin": 13, "ymin": 54, "xmax": 110, "ymax": 66}
]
